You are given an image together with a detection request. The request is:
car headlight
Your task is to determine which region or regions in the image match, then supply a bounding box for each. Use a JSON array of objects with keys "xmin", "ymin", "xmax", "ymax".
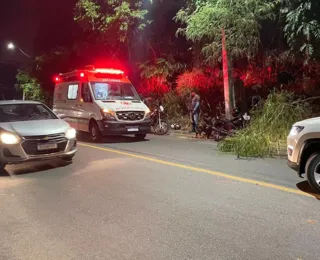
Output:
[
  {"xmin": 65, "ymin": 128, "xmax": 77, "ymax": 139},
  {"xmin": 289, "ymin": 126, "xmax": 304, "ymax": 136},
  {"xmin": 0, "ymin": 132, "xmax": 20, "ymax": 144},
  {"xmin": 101, "ymin": 108, "xmax": 116, "ymax": 120}
]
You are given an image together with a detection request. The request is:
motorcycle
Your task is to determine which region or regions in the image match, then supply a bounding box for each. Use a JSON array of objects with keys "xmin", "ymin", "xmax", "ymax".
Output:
[
  {"xmin": 211, "ymin": 108, "xmax": 251, "ymax": 141},
  {"xmin": 150, "ymin": 103, "xmax": 170, "ymax": 135}
]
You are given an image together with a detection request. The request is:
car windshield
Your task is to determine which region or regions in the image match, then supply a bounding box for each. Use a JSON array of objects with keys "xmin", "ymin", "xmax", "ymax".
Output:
[
  {"xmin": 91, "ymin": 82, "xmax": 140, "ymax": 101},
  {"xmin": 0, "ymin": 104, "xmax": 57, "ymax": 123}
]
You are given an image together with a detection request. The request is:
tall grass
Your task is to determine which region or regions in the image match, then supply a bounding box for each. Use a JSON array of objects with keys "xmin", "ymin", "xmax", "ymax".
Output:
[
  {"xmin": 161, "ymin": 91, "xmax": 191, "ymax": 130},
  {"xmin": 218, "ymin": 91, "xmax": 313, "ymax": 157},
  {"xmin": 162, "ymin": 90, "xmax": 185, "ymax": 117}
]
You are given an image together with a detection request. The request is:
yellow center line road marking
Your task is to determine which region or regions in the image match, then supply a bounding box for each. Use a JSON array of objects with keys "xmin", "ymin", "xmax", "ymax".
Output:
[{"xmin": 79, "ymin": 143, "xmax": 319, "ymax": 199}]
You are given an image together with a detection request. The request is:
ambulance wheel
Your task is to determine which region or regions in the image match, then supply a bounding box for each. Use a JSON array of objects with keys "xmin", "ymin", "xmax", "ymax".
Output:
[{"xmin": 89, "ymin": 122, "xmax": 102, "ymax": 142}]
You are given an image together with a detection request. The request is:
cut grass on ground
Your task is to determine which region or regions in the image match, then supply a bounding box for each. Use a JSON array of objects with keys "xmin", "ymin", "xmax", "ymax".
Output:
[{"xmin": 218, "ymin": 91, "xmax": 313, "ymax": 157}]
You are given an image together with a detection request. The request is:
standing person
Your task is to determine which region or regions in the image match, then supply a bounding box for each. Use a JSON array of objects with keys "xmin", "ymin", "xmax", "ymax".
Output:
[
  {"xmin": 188, "ymin": 95, "xmax": 194, "ymax": 133},
  {"xmin": 190, "ymin": 91, "xmax": 201, "ymax": 137},
  {"xmin": 143, "ymin": 97, "xmax": 153, "ymax": 110}
]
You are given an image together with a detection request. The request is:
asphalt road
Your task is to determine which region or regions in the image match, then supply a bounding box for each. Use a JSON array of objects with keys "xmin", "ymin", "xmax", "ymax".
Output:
[{"xmin": 1, "ymin": 134, "xmax": 320, "ymax": 260}]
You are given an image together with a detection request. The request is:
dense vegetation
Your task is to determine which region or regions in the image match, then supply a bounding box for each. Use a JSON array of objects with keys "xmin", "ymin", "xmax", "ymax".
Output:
[
  {"xmin": 219, "ymin": 91, "xmax": 313, "ymax": 157},
  {"xmin": 16, "ymin": 0, "xmax": 320, "ymax": 156}
]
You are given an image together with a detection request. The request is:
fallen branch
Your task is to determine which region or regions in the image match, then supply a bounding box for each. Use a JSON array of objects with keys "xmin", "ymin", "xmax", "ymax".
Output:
[{"xmin": 292, "ymin": 96, "xmax": 320, "ymax": 104}]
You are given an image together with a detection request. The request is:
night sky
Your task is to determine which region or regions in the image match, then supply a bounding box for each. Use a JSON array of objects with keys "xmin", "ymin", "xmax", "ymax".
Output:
[
  {"xmin": 0, "ymin": 0, "xmax": 77, "ymax": 97},
  {"xmin": 0, "ymin": 0, "xmax": 186, "ymax": 99},
  {"xmin": 1, "ymin": 0, "xmax": 38, "ymax": 61},
  {"xmin": 1, "ymin": 0, "xmax": 36, "ymax": 97}
]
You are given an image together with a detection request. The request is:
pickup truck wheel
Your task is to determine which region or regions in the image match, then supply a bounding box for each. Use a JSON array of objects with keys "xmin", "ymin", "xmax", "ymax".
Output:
[
  {"xmin": 306, "ymin": 153, "xmax": 320, "ymax": 193},
  {"xmin": 89, "ymin": 122, "xmax": 102, "ymax": 142}
]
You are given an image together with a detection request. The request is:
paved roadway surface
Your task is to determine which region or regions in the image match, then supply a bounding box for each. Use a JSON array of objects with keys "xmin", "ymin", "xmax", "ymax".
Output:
[{"xmin": 1, "ymin": 134, "xmax": 320, "ymax": 260}]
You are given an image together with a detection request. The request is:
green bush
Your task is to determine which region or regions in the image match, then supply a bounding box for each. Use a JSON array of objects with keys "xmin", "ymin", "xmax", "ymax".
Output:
[
  {"xmin": 162, "ymin": 90, "xmax": 185, "ymax": 117},
  {"xmin": 162, "ymin": 90, "xmax": 191, "ymax": 130},
  {"xmin": 218, "ymin": 91, "xmax": 313, "ymax": 157}
]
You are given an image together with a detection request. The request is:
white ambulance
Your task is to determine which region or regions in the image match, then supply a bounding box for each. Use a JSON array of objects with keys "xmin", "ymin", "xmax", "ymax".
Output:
[{"xmin": 53, "ymin": 65, "xmax": 151, "ymax": 142}]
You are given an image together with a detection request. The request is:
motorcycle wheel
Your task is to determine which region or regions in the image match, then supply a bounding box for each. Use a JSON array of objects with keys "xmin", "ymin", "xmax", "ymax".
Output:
[
  {"xmin": 212, "ymin": 131, "xmax": 225, "ymax": 142},
  {"xmin": 212, "ymin": 127, "xmax": 229, "ymax": 142},
  {"xmin": 154, "ymin": 120, "xmax": 169, "ymax": 135}
]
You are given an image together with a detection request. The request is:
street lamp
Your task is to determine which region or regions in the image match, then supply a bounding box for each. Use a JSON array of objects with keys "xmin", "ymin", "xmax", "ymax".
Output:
[
  {"xmin": 7, "ymin": 43, "xmax": 15, "ymax": 50},
  {"xmin": 7, "ymin": 42, "xmax": 31, "ymax": 58}
]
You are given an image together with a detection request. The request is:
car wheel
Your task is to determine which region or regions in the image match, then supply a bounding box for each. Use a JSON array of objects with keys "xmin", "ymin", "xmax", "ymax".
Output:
[
  {"xmin": 62, "ymin": 155, "xmax": 75, "ymax": 162},
  {"xmin": 89, "ymin": 122, "xmax": 102, "ymax": 142},
  {"xmin": 135, "ymin": 133, "xmax": 147, "ymax": 140},
  {"xmin": 0, "ymin": 163, "xmax": 6, "ymax": 171},
  {"xmin": 306, "ymin": 153, "xmax": 320, "ymax": 193}
]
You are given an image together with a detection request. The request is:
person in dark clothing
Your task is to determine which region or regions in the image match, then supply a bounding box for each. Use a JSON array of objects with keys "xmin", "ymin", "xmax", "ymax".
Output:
[
  {"xmin": 200, "ymin": 113, "xmax": 213, "ymax": 139},
  {"xmin": 143, "ymin": 97, "xmax": 154, "ymax": 111},
  {"xmin": 189, "ymin": 91, "xmax": 201, "ymax": 136}
]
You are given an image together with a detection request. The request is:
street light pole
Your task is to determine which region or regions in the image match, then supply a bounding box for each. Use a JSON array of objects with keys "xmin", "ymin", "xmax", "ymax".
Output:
[
  {"xmin": 17, "ymin": 47, "xmax": 31, "ymax": 58},
  {"xmin": 7, "ymin": 42, "xmax": 31, "ymax": 58}
]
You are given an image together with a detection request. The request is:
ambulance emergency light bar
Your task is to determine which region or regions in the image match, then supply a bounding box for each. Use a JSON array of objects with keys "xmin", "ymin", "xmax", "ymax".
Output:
[
  {"xmin": 53, "ymin": 67, "xmax": 125, "ymax": 83},
  {"xmin": 95, "ymin": 68, "xmax": 124, "ymax": 75}
]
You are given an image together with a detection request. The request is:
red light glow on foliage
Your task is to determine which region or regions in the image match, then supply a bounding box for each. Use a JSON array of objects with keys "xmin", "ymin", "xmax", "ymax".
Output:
[
  {"xmin": 239, "ymin": 67, "xmax": 276, "ymax": 87},
  {"xmin": 176, "ymin": 69, "xmax": 221, "ymax": 95},
  {"xmin": 137, "ymin": 76, "xmax": 170, "ymax": 97}
]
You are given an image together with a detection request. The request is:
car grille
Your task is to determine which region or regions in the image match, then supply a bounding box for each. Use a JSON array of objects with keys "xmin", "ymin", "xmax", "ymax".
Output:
[
  {"xmin": 116, "ymin": 111, "xmax": 145, "ymax": 121},
  {"xmin": 22, "ymin": 133, "xmax": 68, "ymax": 155}
]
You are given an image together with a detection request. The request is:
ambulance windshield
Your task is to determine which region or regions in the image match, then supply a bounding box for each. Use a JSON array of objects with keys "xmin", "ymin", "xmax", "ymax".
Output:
[{"xmin": 91, "ymin": 82, "xmax": 140, "ymax": 101}]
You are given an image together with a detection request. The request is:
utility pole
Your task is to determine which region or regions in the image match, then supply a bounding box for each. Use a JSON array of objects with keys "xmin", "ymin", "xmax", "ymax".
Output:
[{"xmin": 221, "ymin": 28, "xmax": 234, "ymax": 119}]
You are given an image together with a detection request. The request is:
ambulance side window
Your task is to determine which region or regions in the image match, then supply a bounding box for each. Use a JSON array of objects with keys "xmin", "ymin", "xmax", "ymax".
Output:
[
  {"xmin": 81, "ymin": 83, "xmax": 92, "ymax": 103},
  {"xmin": 68, "ymin": 84, "xmax": 79, "ymax": 100}
]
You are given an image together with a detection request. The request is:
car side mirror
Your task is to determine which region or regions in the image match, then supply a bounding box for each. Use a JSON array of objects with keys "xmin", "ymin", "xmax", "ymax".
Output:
[{"xmin": 58, "ymin": 113, "xmax": 66, "ymax": 119}]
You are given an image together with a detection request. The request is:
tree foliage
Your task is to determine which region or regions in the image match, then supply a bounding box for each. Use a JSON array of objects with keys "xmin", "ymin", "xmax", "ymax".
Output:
[
  {"xmin": 175, "ymin": 0, "xmax": 278, "ymax": 64},
  {"xmin": 74, "ymin": 0, "xmax": 152, "ymax": 42},
  {"xmin": 74, "ymin": 0, "xmax": 101, "ymax": 31},
  {"xmin": 282, "ymin": 0, "xmax": 320, "ymax": 63},
  {"xmin": 139, "ymin": 58, "xmax": 185, "ymax": 79},
  {"xmin": 15, "ymin": 70, "xmax": 46, "ymax": 103},
  {"xmin": 137, "ymin": 58, "xmax": 185, "ymax": 98}
]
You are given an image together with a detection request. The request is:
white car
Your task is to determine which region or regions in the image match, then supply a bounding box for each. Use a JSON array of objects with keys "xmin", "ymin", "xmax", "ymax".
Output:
[
  {"xmin": 287, "ymin": 117, "xmax": 320, "ymax": 192},
  {"xmin": 0, "ymin": 100, "xmax": 77, "ymax": 170}
]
